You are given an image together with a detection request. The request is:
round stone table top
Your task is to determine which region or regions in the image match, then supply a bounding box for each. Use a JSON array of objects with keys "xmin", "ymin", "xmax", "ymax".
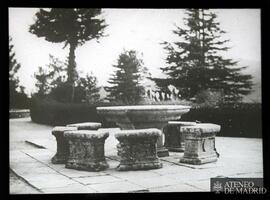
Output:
[
  {"xmin": 97, "ymin": 105, "xmax": 191, "ymax": 130},
  {"xmin": 97, "ymin": 105, "xmax": 191, "ymax": 111}
]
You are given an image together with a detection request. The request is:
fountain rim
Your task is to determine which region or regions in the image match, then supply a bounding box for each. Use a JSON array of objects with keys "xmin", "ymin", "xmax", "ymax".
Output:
[{"xmin": 96, "ymin": 105, "xmax": 191, "ymax": 111}]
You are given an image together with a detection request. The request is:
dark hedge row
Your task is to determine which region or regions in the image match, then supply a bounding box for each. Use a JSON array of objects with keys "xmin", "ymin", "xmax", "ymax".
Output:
[
  {"xmin": 181, "ymin": 103, "xmax": 262, "ymax": 138},
  {"xmin": 30, "ymin": 98, "xmax": 262, "ymax": 138},
  {"xmin": 30, "ymin": 98, "xmax": 116, "ymax": 127},
  {"xmin": 10, "ymin": 92, "xmax": 30, "ymax": 109}
]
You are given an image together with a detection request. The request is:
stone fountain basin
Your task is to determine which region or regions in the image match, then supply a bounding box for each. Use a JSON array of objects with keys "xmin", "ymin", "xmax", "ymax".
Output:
[{"xmin": 96, "ymin": 105, "xmax": 191, "ymax": 130}]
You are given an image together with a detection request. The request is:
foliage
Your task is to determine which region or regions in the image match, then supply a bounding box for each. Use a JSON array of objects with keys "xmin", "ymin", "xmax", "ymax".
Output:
[
  {"xmin": 105, "ymin": 50, "xmax": 148, "ymax": 105},
  {"xmin": 77, "ymin": 73, "xmax": 101, "ymax": 104},
  {"xmin": 33, "ymin": 55, "xmax": 101, "ymax": 104},
  {"xmin": 34, "ymin": 55, "xmax": 66, "ymax": 98},
  {"xmin": 30, "ymin": 97, "xmax": 114, "ymax": 127},
  {"xmin": 181, "ymin": 103, "xmax": 262, "ymax": 138},
  {"xmin": 29, "ymin": 8, "xmax": 107, "ymax": 102},
  {"xmin": 153, "ymin": 9, "xmax": 253, "ymax": 103},
  {"xmin": 194, "ymin": 89, "xmax": 225, "ymax": 107},
  {"xmin": 9, "ymin": 37, "xmax": 29, "ymax": 109}
]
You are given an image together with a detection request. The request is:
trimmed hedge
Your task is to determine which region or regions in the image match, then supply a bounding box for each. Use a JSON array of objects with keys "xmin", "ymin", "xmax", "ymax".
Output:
[
  {"xmin": 30, "ymin": 98, "xmax": 262, "ymax": 138},
  {"xmin": 181, "ymin": 103, "xmax": 262, "ymax": 138},
  {"xmin": 10, "ymin": 92, "xmax": 30, "ymax": 109},
  {"xmin": 30, "ymin": 97, "xmax": 116, "ymax": 127}
]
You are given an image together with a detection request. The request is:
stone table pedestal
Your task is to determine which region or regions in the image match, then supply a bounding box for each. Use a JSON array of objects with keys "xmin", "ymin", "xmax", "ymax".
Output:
[
  {"xmin": 164, "ymin": 121, "xmax": 197, "ymax": 152},
  {"xmin": 64, "ymin": 130, "xmax": 109, "ymax": 171},
  {"xmin": 180, "ymin": 123, "xmax": 221, "ymax": 165},
  {"xmin": 115, "ymin": 129, "xmax": 163, "ymax": 171},
  {"xmin": 66, "ymin": 122, "xmax": 101, "ymax": 130},
  {"xmin": 51, "ymin": 126, "xmax": 78, "ymax": 164}
]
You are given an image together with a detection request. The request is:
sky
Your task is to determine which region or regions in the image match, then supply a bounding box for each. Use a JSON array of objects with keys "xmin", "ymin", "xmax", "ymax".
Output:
[{"xmin": 9, "ymin": 8, "xmax": 261, "ymax": 100}]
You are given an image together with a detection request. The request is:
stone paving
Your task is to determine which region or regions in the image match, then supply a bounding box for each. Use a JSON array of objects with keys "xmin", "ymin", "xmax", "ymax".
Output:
[{"xmin": 9, "ymin": 117, "xmax": 263, "ymax": 194}]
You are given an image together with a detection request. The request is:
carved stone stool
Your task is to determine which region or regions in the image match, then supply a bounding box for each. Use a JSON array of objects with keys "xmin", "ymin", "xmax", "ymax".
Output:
[
  {"xmin": 180, "ymin": 123, "xmax": 221, "ymax": 165},
  {"xmin": 64, "ymin": 130, "xmax": 109, "ymax": 171},
  {"xmin": 51, "ymin": 126, "xmax": 78, "ymax": 164},
  {"xmin": 115, "ymin": 128, "xmax": 163, "ymax": 171},
  {"xmin": 164, "ymin": 121, "xmax": 197, "ymax": 152},
  {"xmin": 66, "ymin": 122, "xmax": 102, "ymax": 130}
]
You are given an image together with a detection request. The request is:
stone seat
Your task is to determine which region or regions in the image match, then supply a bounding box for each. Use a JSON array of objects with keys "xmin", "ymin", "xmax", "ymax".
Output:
[
  {"xmin": 115, "ymin": 129, "xmax": 162, "ymax": 138},
  {"xmin": 164, "ymin": 121, "xmax": 197, "ymax": 152},
  {"xmin": 181, "ymin": 123, "xmax": 221, "ymax": 136},
  {"xmin": 64, "ymin": 130, "xmax": 109, "ymax": 171},
  {"xmin": 115, "ymin": 128, "xmax": 163, "ymax": 171},
  {"xmin": 180, "ymin": 123, "xmax": 221, "ymax": 165},
  {"xmin": 66, "ymin": 122, "xmax": 102, "ymax": 130},
  {"xmin": 51, "ymin": 126, "xmax": 78, "ymax": 164},
  {"xmin": 168, "ymin": 121, "xmax": 197, "ymax": 126}
]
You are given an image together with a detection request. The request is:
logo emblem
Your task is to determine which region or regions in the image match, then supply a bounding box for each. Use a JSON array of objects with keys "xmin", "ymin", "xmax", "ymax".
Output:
[{"xmin": 213, "ymin": 181, "xmax": 223, "ymax": 194}]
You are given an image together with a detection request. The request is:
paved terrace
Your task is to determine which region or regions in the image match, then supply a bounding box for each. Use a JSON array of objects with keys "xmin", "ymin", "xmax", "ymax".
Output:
[{"xmin": 10, "ymin": 117, "xmax": 263, "ymax": 194}]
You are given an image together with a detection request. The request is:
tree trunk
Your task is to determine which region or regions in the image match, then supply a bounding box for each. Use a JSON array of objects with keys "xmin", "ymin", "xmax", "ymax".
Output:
[
  {"xmin": 67, "ymin": 42, "xmax": 77, "ymax": 103},
  {"xmin": 201, "ymin": 9, "xmax": 205, "ymax": 66}
]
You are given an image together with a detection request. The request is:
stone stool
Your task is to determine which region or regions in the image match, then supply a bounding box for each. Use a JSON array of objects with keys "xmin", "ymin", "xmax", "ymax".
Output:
[
  {"xmin": 115, "ymin": 128, "xmax": 163, "ymax": 171},
  {"xmin": 51, "ymin": 126, "xmax": 78, "ymax": 164},
  {"xmin": 180, "ymin": 123, "xmax": 221, "ymax": 165},
  {"xmin": 64, "ymin": 130, "xmax": 109, "ymax": 171},
  {"xmin": 66, "ymin": 122, "xmax": 102, "ymax": 130},
  {"xmin": 164, "ymin": 121, "xmax": 197, "ymax": 152}
]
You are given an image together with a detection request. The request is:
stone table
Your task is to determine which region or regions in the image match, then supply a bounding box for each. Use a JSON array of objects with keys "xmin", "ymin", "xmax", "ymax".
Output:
[
  {"xmin": 115, "ymin": 128, "xmax": 163, "ymax": 171},
  {"xmin": 164, "ymin": 121, "xmax": 197, "ymax": 152},
  {"xmin": 180, "ymin": 123, "xmax": 221, "ymax": 165},
  {"xmin": 64, "ymin": 130, "xmax": 109, "ymax": 171},
  {"xmin": 51, "ymin": 126, "xmax": 78, "ymax": 164},
  {"xmin": 66, "ymin": 122, "xmax": 102, "ymax": 130},
  {"xmin": 97, "ymin": 105, "xmax": 191, "ymax": 157}
]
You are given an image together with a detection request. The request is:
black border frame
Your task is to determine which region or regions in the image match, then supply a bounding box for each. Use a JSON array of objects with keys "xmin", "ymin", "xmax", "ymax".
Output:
[{"xmin": 3, "ymin": 1, "xmax": 270, "ymax": 200}]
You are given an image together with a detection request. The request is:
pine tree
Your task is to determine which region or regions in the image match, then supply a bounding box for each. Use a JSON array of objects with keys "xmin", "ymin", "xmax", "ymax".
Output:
[
  {"xmin": 29, "ymin": 8, "xmax": 107, "ymax": 102},
  {"xmin": 9, "ymin": 37, "xmax": 21, "ymax": 92},
  {"xmin": 9, "ymin": 37, "xmax": 29, "ymax": 108},
  {"xmin": 77, "ymin": 73, "xmax": 101, "ymax": 104},
  {"xmin": 105, "ymin": 50, "xmax": 147, "ymax": 105},
  {"xmin": 153, "ymin": 9, "xmax": 253, "ymax": 102}
]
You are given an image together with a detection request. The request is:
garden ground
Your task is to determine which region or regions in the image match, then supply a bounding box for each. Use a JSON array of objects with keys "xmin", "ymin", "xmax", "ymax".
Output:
[{"xmin": 9, "ymin": 117, "xmax": 263, "ymax": 193}]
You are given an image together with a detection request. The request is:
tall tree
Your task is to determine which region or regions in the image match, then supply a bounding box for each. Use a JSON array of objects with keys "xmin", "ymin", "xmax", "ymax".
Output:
[
  {"xmin": 29, "ymin": 8, "xmax": 107, "ymax": 102},
  {"xmin": 105, "ymin": 50, "xmax": 147, "ymax": 105},
  {"xmin": 153, "ymin": 9, "xmax": 253, "ymax": 102},
  {"xmin": 9, "ymin": 37, "xmax": 20, "ymax": 93},
  {"xmin": 9, "ymin": 37, "xmax": 29, "ymax": 108}
]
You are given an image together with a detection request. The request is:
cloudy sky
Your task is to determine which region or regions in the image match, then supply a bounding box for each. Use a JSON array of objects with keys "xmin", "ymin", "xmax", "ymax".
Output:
[{"xmin": 9, "ymin": 8, "xmax": 261, "ymax": 100}]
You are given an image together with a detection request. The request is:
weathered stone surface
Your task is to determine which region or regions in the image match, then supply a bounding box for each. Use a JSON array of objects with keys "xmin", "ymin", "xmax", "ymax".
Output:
[
  {"xmin": 66, "ymin": 122, "xmax": 102, "ymax": 130},
  {"xmin": 97, "ymin": 105, "xmax": 191, "ymax": 157},
  {"xmin": 164, "ymin": 121, "xmax": 197, "ymax": 152},
  {"xmin": 115, "ymin": 129, "xmax": 163, "ymax": 171},
  {"xmin": 64, "ymin": 130, "xmax": 109, "ymax": 171},
  {"xmin": 180, "ymin": 123, "xmax": 220, "ymax": 165},
  {"xmin": 88, "ymin": 180, "xmax": 146, "ymax": 193},
  {"xmin": 51, "ymin": 126, "xmax": 78, "ymax": 164}
]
